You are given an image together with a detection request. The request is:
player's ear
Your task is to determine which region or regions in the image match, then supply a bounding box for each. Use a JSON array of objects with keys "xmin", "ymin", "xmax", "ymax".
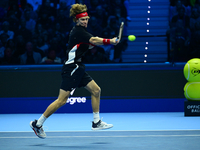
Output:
[
  {"xmin": 76, "ymin": 18, "xmax": 79, "ymax": 24},
  {"xmin": 74, "ymin": 17, "xmax": 78, "ymax": 23}
]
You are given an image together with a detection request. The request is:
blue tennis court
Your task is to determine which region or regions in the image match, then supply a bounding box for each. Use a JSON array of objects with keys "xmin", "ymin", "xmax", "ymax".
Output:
[{"xmin": 1, "ymin": 113, "xmax": 200, "ymax": 150}]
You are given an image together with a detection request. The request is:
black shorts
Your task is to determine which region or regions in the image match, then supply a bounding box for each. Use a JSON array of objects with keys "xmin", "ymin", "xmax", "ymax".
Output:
[{"xmin": 60, "ymin": 63, "xmax": 93, "ymax": 92}]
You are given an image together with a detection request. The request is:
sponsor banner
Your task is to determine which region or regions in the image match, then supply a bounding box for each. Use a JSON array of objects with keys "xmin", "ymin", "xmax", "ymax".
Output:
[
  {"xmin": 184, "ymin": 100, "xmax": 200, "ymax": 116},
  {"xmin": 67, "ymin": 97, "xmax": 87, "ymax": 105},
  {"xmin": 0, "ymin": 97, "xmax": 185, "ymax": 114}
]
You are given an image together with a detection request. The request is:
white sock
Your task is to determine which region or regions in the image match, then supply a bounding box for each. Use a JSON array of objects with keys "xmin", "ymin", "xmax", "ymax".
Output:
[
  {"xmin": 36, "ymin": 114, "xmax": 47, "ymax": 127},
  {"xmin": 93, "ymin": 112, "xmax": 100, "ymax": 123}
]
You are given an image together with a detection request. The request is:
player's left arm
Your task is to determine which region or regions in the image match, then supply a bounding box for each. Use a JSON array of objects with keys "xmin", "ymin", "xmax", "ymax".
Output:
[{"xmin": 89, "ymin": 36, "xmax": 119, "ymax": 46}]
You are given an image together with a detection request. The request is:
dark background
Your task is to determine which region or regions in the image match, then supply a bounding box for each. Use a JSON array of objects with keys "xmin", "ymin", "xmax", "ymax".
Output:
[{"xmin": 0, "ymin": 65, "xmax": 186, "ymax": 99}]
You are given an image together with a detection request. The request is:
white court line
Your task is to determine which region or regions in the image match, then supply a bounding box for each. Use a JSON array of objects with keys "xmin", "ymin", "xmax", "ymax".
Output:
[
  {"xmin": 1, "ymin": 129, "xmax": 200, "ymax": 132},
  {"xmin": 1, "ymin": 134, "xmax": 200, "ymax": 139},
  {"xmin": 1, "ymin": 130, "xmax": 200, "ymax": 139}
]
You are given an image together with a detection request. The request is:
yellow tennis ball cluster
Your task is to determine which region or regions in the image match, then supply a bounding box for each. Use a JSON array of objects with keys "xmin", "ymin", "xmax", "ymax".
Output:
[
  {"xmin": 128, "ymin": 35, "xmax": 136, "ymax": 41},
  {"xmin": 183, "ymin": 58, "xmax": 200, "ymax": 101}
]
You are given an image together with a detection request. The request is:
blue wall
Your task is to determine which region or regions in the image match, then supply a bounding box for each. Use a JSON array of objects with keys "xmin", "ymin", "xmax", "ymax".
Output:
[{"xmin": 0, "ymin": 97, "xmax": 185, "ymax": 114}]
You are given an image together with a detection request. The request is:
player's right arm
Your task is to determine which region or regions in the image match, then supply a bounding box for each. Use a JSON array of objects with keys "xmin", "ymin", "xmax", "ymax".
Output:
[{"xmin": 89, "ymin": 36, "xmax": 119, "ymax": 46}]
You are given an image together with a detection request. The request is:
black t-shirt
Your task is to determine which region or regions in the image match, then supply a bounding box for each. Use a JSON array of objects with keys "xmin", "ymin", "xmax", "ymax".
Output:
[{"xmin": 65, "ymin": 25, "xmax": 93, "ymax": 64}]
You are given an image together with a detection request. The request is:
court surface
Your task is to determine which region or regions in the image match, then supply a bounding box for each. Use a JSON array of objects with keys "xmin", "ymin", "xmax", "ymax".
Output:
[{"xmin": 0, "ymin": 112, "xmax": 200, "ymax": 150}]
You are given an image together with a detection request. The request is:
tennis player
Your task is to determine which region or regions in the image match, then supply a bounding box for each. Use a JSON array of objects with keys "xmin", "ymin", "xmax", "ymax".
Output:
[{"xmin": 30, "ymin": 3, "xmax": 119, "ymax": 139}]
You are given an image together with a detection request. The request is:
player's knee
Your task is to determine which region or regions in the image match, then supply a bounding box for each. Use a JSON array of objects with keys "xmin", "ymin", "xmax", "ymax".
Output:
[
  {"xmin": 92, "ymin": 86, "xmax": 101, "ymax": 97},
  {"xmin": 57, "ymin": 98, "xmax": 67, "ymax": 106}
]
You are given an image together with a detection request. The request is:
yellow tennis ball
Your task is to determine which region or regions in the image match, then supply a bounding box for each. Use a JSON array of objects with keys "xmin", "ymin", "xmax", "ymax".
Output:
[
  {"xmin": 128, "ymin": 35, "xmax": 136, "ymax": 41},
  {"xmin": 184, "ymin": 82, "xmax": 200, "ymax": 101},
  {"xmin": 183, "ymin": 58, "xmax": 200, "ymax": 82}
]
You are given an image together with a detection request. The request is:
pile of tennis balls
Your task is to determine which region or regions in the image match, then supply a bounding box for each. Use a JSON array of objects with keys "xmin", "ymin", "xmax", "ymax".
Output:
[{"xmin": 183, "ymin": 58, "xmax": 200, "ymax": 101}]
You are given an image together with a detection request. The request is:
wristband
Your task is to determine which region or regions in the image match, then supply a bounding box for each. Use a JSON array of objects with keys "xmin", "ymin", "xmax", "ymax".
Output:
[{"xmin": 103, "ymin": 39, "xmax": 110, "ymax": 45}]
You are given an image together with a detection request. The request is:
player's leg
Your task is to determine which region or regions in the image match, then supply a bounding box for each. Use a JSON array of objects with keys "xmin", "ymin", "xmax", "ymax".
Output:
[
  {"xmin": 85, "ymin": 80, "xmax": 101, "ymax": 113},
  {"xmin": 85, "ymin": 80, "xmax": 113, "ymax": 130},
  {"xmin": 30, "ymin": 89, "xmax": 70, "ymax": 138},
  {"xmin": 43, "ymin": 89, "xmax": 70, "ymax": 118}
]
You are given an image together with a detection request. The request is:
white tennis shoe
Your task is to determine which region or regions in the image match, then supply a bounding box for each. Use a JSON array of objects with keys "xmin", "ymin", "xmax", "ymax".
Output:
[
  {"xmin": 30, "ymin": 120, "xmax": 46, "ymax": 139},
  {"xmin": 92, "ymin": 120, "xmax": 113, "ymax": 130}
]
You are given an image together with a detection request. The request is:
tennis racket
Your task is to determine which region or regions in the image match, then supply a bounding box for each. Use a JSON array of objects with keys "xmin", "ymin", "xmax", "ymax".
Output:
[{"xmin": 116, "ymin": 22, "xmax": 124, "ymax": 42}]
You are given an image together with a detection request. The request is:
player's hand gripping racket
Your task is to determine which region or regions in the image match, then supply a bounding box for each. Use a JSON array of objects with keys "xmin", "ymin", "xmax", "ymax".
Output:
[{"xmin": 116, "ymin": 22, "xmax": 124, "ymax": 42}]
